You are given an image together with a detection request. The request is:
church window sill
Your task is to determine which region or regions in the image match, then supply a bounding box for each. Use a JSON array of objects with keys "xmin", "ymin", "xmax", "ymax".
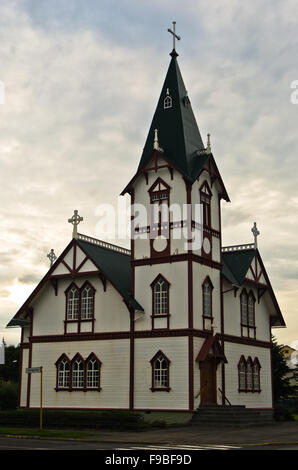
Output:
[
  {"xmin": 55, "ymin": 387, "xmax": 102, "ymax": 392},
  {"xmin": 150, "ymin": 387, "xmax": 171, "ymax": 392}
]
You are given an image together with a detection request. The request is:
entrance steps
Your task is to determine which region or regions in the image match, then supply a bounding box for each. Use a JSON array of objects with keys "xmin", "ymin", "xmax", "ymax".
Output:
[{"xmin": 191, "ymin": 404, "xmax": 274, "ymax": 427}]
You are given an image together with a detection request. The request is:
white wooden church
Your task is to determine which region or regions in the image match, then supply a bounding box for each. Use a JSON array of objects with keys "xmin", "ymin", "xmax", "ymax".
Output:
[{"xmin": 8, "ymin": 28, "xmax": 285, "ymax": 419}]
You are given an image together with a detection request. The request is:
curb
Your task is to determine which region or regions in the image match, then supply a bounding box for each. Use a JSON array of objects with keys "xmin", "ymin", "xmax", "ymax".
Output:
[{"xmin": 1, "ymin": 434, "xmax": 298, "ymax": 447}]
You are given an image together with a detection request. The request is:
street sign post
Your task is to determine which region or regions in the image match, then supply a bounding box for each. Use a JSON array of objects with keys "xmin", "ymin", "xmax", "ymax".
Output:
[{"xmin": 26, "ymin": 366, "xmax": 43, "ymax": 430}]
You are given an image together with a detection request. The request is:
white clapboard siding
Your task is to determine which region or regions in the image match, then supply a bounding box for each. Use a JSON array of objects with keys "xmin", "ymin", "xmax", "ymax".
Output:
[
  {"xmin": 134, "ymin": 337, "xmax": 189, "ymax": 410},
  {"xmin": 28, "ymin": 340, "xmax": 130, "ymax": 409},
  {"xmin": 224, "ymin": 342, "xmax": 272, "ymax": 408}
]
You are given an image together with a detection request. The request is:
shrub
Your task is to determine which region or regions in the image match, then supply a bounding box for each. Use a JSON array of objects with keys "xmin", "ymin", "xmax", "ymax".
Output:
[
  {"xmin": 274, "ymin": 406, "xmax": 295, "ymax": 422},
  {"xmin": 0, "ymin": 409, "xmax": 148, "ymax": 430},
  {"xmin": 0, "ymin": 381, "xmax": 18, "ymax": 410}
]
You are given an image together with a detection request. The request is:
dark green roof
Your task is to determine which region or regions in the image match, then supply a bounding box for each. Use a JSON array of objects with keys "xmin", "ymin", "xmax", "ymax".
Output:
[
  {"xmin": 222, "ymin": 249, "xmax": 256, "ymax": 286},
  {"xmin": 6, "ymin": 318, "xmax": 31, "ymax": 328},
  {"xmin": 138, "ymin": 51, "xmax": 206, "ymax": 182},
  {"xmin": 77, "ymin": 240, "xmax": 143, "ymax": 311}
]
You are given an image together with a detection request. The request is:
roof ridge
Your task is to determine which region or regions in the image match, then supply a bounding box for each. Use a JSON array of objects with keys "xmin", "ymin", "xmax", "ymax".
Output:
[
  {"xmin": 222, "ymin": 244, "xmax": 255, "ymax": 253},
  {"xmin": 77, "ymin": 233, "xmax": 131, "ymax": 256}
]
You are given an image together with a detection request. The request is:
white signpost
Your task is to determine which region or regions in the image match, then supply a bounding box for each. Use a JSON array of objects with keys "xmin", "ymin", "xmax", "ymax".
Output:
[{"xmin": 26, "ymin": 366, "xmax": 43, "ymax": 430}]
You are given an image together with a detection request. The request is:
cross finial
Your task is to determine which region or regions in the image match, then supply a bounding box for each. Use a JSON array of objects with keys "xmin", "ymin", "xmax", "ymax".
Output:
[
  {"xmin": 47, "ymin": 249, "xmax": 57, "ymax": 267},
  {"xmin": 251, "ymin": 222, "xmax": 260, "ymax": 249},
  {"xmin": 68, "ymin": 210, "xmax": 83, "ymax": 239},
  {"xmin": 168, "ymin": 21, "xmax": 181, "ymax": 53}
]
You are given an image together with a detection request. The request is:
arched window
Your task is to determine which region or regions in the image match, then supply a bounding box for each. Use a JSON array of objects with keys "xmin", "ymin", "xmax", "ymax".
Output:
[
  {"xmin": 72, "ymin": 355, "xmax": 84, "ymax": 388},
  {"xmin": 200, "ymin": 182, "xmax": 212, "ymax": 228},
  {"xmin": 240, "ymin": 289, "xmax": 256, "ymax": 338},
  {"xmin": 81, "ymin": 283, "xmax": 95, "ymax": 319},
  {"xmin": 248, "ymin": 292, "xmax": 255, "ymax": 327},
  {"xmin": 56, "ymin": 354, "xmax": 70, "ymax": 389},
  {"xmin": 66, "ymin": 285, "xmax": 79, "ymax": 320},
  {"xmin": 163, "ymin": 95, "xmax": 172, "ymax": 109},
  {"xmin": 152, "ymin": 276, "xmax": 169, "ymax": 316},
  {"xmin": 253, "ymin": 359, "xmax": 261, "ymax": 392},
  {"xmin": 149, "ymin": 178, "xmax": 170, "ymax": 230},
  {"xmin": 86, "ymin": 354, "xmax": 101, "ymax": 389},
  {"xmin": 238, "ymin": 357, "xmax": 246, "ymax": 391},
  {"xmin": 65, "ymin": 282, "xmax": 96, "ymax": 332},
  {"xmin": 238, "ymin": 356, "xmax": 261, "ymax": 393},
  {"xmin": 240, "ymin": 290, "xmax": 248, "ymax": 325},
  {"xmin": 202, "ymin": 277, "xmax": 213, "ymax": 330},
  {"xmin": 246, "ymin": 358, "xmax": 253, "ymax": 391},
  {"xmin": 150, "ymin": 351, "xmax": 171, "ymax": 391}
]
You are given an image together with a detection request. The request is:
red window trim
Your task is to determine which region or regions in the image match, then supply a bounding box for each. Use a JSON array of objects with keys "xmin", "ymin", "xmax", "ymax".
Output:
[
  {"xmin": 238, "ymin": 355, "xmax": 261, "ymax": 393},
  {"xmin": 200, "ymin": 180, "xmax": 212, "ymax": 229},
  {"xmin": 150, "ymin": 350, "xmax": 171, "ymax": 392},
  {"xmin": 148, "ymin": 177, "xmax": 170, "ymax": 240},
  {"xmin": 150, "ymin": 274, "xmax": 171, "ymax": 330},
  {"xmin": 55, "ymin": 352, "xmax": 102, "ymax": 392},
  {"xmin": 202, "ymin": 276, "xmax": 214, "ymax": 331},
  {"xmin": 64, "ymin": 281, "xmax": 96, "ymax": 334},
  {"xmin": 240, "ymin": 288, "xmax": 256, "ymax": 339}
]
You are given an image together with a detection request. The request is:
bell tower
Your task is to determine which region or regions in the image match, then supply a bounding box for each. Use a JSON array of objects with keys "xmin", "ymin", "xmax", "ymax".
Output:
[{"xmin": 121, "ymin": 26, "xmax": 230, "ymax": 411}]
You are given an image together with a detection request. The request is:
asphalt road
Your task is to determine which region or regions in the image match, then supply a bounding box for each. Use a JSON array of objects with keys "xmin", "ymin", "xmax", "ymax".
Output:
[{"xmin": 0, "ymin": 437, "xmax": 297, "ymax": 451}]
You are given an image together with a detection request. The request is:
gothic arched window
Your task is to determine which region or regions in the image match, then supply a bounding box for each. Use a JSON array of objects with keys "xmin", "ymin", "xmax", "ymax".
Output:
[
  {"xmin": 71, "ymin": 354, "xmax": 84, "ymax": 388},
  {"xmin": 163, "ymin": 95, "xmax": 172, "ymax": 109},
  {"xmin": 86, "ymin": 353, "xmax": 101, "ymax": 389},
  {"xmin": 66, "ymin": 284, "xmax": 79, "ymax": 320},
  {"xmin": 81, "ymin": 283, "xmax": 95, "ymax": 319},
  {"xmin": 238, "ymin": 356, "xmax": 246, "ymax": 391},
  {"xmin": 202, "ymin": 277, "xmax": 213, "ymax": 330},
  {"xmin": 240, "ymin": 289, "xmax": 256, "ymax": 338},
  {"xmin": 56, "ymin": 354, "xmax": 71, "ymax": 389},
  {"xmin": 246, "ymin": 357, "xmax": 253, "ymax": 391},
  {"xmin": 150, "ymin": 351, "xmax": 171, "ymax": 391},
  {"xmin": 152, "ymin": 275, "xmax": 170, "ymax": 316},
  {"xmin": 200, "ymin": 181, "xmax": 212, "ymax": 228},
  {"xmin": 253, "ymin": 358, "xmax": 261, "ymax": 392}
]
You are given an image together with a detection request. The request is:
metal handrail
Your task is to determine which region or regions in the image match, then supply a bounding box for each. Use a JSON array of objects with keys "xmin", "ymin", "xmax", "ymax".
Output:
[{"xmin": 218, "ymin": 387, "xmax": 231, "ymax": 406}]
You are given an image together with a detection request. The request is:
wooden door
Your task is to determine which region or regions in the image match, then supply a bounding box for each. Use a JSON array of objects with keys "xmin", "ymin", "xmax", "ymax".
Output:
[{"xmin": 200, "ymin": 360, "xmax": 217, "ymax": 404}]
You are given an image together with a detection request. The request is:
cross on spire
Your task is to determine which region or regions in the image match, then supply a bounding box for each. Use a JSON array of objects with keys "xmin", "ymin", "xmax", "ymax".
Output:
[
  {"xmin": 251, "ymin": 222, "xmax": 260, "ymax": 249},
  {"xmin": 68, "ymin": 210, "xmax": 83, "ymax": 239},
  {"xmin": 167, "ymin": 21, "xmax": 181, "ymax": 52},
  {"xmin": 47, "ymin": 249, "xmax": 57, "ymax": 267}
]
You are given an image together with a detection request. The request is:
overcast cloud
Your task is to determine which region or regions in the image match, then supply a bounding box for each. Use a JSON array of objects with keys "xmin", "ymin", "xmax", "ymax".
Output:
[{"xmin": 0, "ymin": 0, "xmax": 297, "ymax": 347}]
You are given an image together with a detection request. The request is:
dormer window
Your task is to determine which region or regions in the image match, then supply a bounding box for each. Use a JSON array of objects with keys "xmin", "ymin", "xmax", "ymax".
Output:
[{"xmin": 164, "ymin": 89, "xmax": 172, "ymax": 109}]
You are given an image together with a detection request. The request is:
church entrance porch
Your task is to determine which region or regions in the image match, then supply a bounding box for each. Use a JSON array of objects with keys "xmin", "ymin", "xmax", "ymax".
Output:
[
  {"xmin": 195, "ymin": 334, "xmax": 228, "ymax": 406},
  {"xmin": 199, "ymin": 358, "xmax": 217, "ymax": 404}
]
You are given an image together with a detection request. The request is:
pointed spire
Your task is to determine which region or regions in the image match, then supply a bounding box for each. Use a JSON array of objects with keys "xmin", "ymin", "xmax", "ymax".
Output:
[
  {"xmin": 206, "ymin": 133, "xmax": 211, "ymax": 154},
  {"xmin": 137, "ymin": 52, "xmax": 205, "ymax": 180}
]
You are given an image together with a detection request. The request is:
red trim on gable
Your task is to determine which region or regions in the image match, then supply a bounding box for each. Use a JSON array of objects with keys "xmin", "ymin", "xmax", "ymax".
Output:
[
  {"xmin": 121, "ymin": 150, "xmax": 182, "ymax": 196},
  {"xmin": 148, "ymin": 176, "xmax": 171, "ymax": 194},
  {"xmin": 196, "ymin": 335, "xmax": 227, "ymax": 363},
  {"xmin": 11, "ymin": 239, "xmax": 76, "ymax": 321}
]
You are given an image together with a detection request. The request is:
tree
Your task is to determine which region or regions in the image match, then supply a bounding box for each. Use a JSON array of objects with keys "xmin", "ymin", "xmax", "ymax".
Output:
[
  {"xmin": 271, "ymin": 336, "xmax": 297, "ymax": 404},
  {"xmin": 0, "ymin": 344, "xmax": 20, "ymax": 383}
]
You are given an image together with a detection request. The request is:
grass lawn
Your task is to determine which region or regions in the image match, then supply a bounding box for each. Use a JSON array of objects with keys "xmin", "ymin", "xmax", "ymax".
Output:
[{"xmin": 0, "ymin": 427, "xmax": 97, "ymax": 439}]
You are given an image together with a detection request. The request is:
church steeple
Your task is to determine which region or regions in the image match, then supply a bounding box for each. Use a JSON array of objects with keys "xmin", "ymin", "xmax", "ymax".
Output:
[{"xmin": 137, "ymin": 50, "xmax": 206, "ymax": 182}]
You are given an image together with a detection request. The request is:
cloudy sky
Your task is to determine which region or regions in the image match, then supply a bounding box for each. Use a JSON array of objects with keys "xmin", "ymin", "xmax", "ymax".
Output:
[{"xmin": 0, "ymin": 0, "xmax": 297, "ymax": 348}]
